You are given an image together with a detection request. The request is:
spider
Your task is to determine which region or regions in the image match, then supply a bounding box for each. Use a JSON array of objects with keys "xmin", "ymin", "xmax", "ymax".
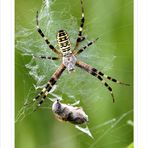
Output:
[{"xmin": 33, "ymin": 0, "xmax": 129, "ymax": 107}]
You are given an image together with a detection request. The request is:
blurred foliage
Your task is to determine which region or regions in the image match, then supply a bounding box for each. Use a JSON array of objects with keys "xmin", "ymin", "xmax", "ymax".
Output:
[
  {"xmin": 127, "ymin": 142, "xmax": 134, "ymax": 148},
  {"xmin": 15, "ymin": 0, "xmax": 133, "ymax": 148}
]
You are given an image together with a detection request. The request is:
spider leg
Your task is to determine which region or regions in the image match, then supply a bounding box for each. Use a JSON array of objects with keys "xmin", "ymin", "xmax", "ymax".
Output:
[
  {"xmin": 73, "ymin": 0, "xmax": 85, "ymax": 52},
  {"xmin": 78, "ymin": 0, "xmax": 85, "ymax": 39},
  {"xmin": 33, "ymin": 55, "xmax": 60, "ymax": 60},
  {"xmin": 76, "ymin": 60, "xmax": 129, "ymax": 102},
  {"xmin": 76, "ymin": 60, "xmax": 129, "ymax": 85},
  {"xmin": 36, "ymin": 11, "xmax": 61, "ymax": 55},
  {"xmin": 33, "ymin": 63, "xmax": 66, "ymax": 106},
  {"xmin": 74, "ymin": 37, "xmax": 99, "ymax": 55},
  {"xmin": 92, "ymin": 68, "xmax": 130, "ymax": 86}
]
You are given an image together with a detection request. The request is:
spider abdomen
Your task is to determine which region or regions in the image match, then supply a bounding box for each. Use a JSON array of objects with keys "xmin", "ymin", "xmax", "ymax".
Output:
[{"xmin": 57, "ymin": 30, "xmax": 72, "ymax": 56}]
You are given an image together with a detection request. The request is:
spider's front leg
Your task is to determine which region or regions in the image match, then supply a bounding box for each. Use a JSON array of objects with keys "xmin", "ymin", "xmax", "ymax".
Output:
[
  {"xmin": 36, "ymin": 11, "xmax": 61, "ymax": 56},
  {"xmin": 76, "ymin": 60, "xmax": 129, "ymax": 102},
  {"xmin": 33, "ymin": 63, "xmax": 66, "ymax": 107}
]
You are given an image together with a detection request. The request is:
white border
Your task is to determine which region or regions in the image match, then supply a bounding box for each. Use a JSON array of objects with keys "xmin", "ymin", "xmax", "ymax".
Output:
[
  {"xmin": 136, "ymin": 0, "xmax": 148, "ymax": 148},
  {"xmin": 135, "ymin": 0, "xmax": 138, "ymax": 147},
  {"xmin": 0, "ymin": 0, "xmax": 14, "ymax": 148}
]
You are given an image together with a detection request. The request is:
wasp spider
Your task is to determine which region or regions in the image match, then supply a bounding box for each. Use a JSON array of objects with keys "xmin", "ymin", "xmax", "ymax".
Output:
[{"xmin": 33, "ymin": 0, "xmax": 129, "ymax": 107}]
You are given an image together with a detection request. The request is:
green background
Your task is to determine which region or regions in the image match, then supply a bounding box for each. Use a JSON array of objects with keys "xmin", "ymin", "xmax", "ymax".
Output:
[{"xmin": 15, "ymin": 0, "xmax": 133, "ymax": 148}]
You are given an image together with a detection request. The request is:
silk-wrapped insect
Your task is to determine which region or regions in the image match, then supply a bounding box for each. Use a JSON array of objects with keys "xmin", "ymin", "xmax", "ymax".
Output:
[{"xmin": 52, "ymin": 100, "xmax": 88, "ymax": 125}]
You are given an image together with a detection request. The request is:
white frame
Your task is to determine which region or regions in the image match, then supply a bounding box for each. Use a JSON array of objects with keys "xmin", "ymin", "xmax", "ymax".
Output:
[{"xmin": 0, "ymin": 0, "xmax": 14, "ymax": 148}]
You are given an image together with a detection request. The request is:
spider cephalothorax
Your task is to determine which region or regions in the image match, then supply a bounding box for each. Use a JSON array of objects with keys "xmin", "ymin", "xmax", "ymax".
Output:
[{"xmin": 33, "ymin": 0, "xmax": 129, "ymax": 107}]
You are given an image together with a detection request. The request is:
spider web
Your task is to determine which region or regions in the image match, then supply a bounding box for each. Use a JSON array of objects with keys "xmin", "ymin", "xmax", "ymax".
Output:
[{"xmin": 15, "ymin": 0, "xmax": 133, "ymax": 147}]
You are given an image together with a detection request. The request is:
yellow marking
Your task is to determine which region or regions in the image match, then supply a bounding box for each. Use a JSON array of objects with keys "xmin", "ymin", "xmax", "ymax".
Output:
[
  {"xmin": 101, "ymin": 80, "xmax": 106, "ymax": 84},
  {"xmin": 80, "ymin": 27, "xmax": 83, "ymax": 31},
  {"xmin": 63, "ymin": 43, "xmax": 67, "ymax": 46},
  {"xmin": 82, "ymin": 13, "xmax": 84, "ymax": 17},
  {"xmin": 60, "ymin": 46, "xmax": 71, "ymax": 50},
  {"xmin": 44, "ymin": 37, "xmax": 47, "ymax": 40},
  {"xmin": 42, "ymin": 88, "xmax": 46, "ymax": 92},
  {"xmin": 104, "ymin": 74, "xmax": 108, "ymax": 78},
  {"xmin": 47, "ymin": 82, "xmax": 52, "ymax": 87},
  {"xmin": 58, "ymin": 31, "xmax": 66, "ymax": 34},
  {"xmin": 62, "ymin": 38, "xmax": 66, "ymax": 41},
  {"xmin": 45, "ymin": 91, "xmax": 48, "ymax": 96},
  {"xmin": 57, "ymin": 34, "xmax": 68, "ymax": 39},
  {"xmin": 33, "ymin": 98, "xmax": 36, "ymax": 101},
  {"xmin": 36, "ymin": 26, "xmax": 39, "ymax": 29},
  {"xmin": 59, "ymin": 40, "xmax": 68, "ymax": 43}
]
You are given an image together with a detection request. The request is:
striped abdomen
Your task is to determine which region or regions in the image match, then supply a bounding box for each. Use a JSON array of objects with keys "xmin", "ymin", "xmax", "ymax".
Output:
[{"xmin": 57, "ymin": 30, "xmax": 72, "ymax": 56}]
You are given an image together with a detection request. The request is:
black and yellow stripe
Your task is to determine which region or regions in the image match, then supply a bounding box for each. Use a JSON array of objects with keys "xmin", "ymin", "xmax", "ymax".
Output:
[
  {"xmin": 57, "ymin": 30, "xmax": 72, "ymax": 56},
  {"xmin": 34, "ymin": 55, "xmax": 59, "ymax": 60},
  {"xmin": 75, "ymin": 37, "xmax": 99, "ymax": 55},
  {"xmin": 90, "ymin": 68, "xmax": 130, "ymax": 86},
  {"xmin": 33, "ymin": 64, "xmax": 66, "ymax": 106},
  {"xmin": 73, "ymin": 0, "xmax": 85, "ymax": 52},
  {"xmin": 78, "ymin": 0, "xmax": 85, "ymax": 37},
  {"xmin": 36, "ymin": 11, "xmax": 60, "ymax": 55},
  {"xmin": 75, "ymin": 60, "xmax": 121, "ymax": 102}
]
